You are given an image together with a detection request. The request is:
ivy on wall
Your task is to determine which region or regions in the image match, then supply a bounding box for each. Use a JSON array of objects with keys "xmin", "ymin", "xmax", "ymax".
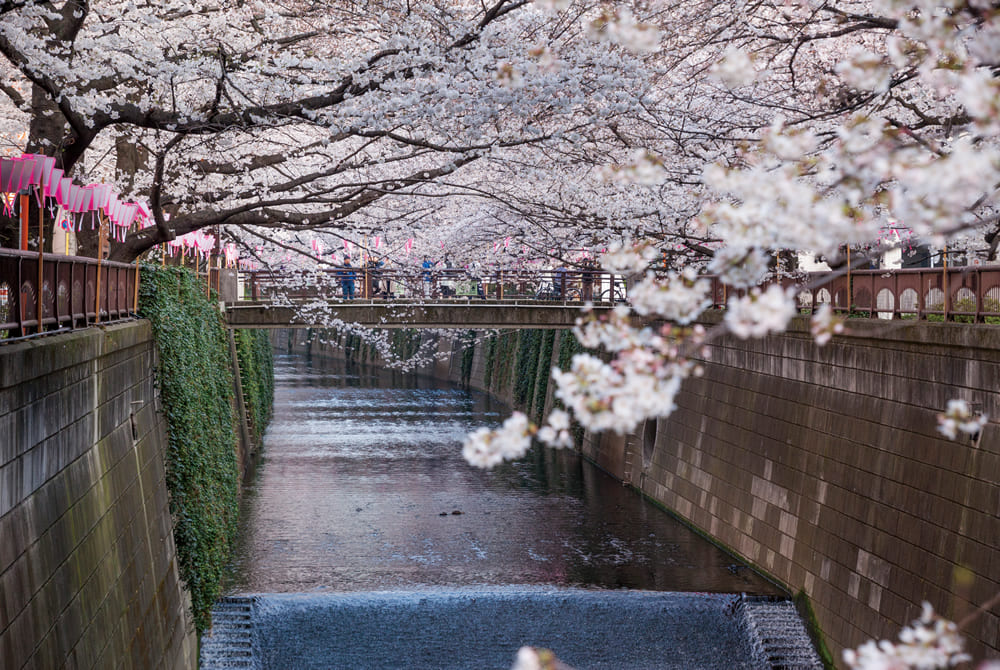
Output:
[
  {"xmin": 557, "ymin": 328, "xmax": 585, "ymax": 371},
  {"xmin": 482, "ymin": 334, "xmax": 497, "ymax": 389},
  {"xmin": 491, "ymin": 330, "xmax": 518, "ymax": 394},
  {"xmin": 532, "ymin": 330, "xmax": 556, "ymax": 424},
  {"xmin": 460, "ymin": 330, "xmax": 476, "ymax": 386},
  {"xmin": 514, "ymin": 330, "xmax": 541, "ymax": 409},
  {"xmin": 138, "ymin": 265, "xmax": 241, "ymax": 634},
  {"xmin": 235, "ymin": 329, "xmax": 274, "ymax": 444}
]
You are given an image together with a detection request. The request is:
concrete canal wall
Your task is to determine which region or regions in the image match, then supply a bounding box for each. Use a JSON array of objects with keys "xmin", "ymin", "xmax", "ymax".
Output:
[
  {"xmin": 601, "ymin": 314, "xmax": 1000, "ymax": 665},
  {"xmin": 280, "ymin": 321, "xmax": 1000, "ymax": 664},
  {"xmin": 0, "ymin": 323, "xmax": 196, "ymax": 670}
]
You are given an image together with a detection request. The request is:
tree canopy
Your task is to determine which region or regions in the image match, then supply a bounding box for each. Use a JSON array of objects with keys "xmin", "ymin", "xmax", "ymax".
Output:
[{"xmin": 2, "ymin": 1, "xmax": 996, "ymax": 269}]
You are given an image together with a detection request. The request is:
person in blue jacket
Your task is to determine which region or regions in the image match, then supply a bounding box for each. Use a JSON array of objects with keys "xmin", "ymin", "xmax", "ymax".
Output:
[{"xmin": 340, "ymin": 256, "xmax": 356, "ymax": 300}]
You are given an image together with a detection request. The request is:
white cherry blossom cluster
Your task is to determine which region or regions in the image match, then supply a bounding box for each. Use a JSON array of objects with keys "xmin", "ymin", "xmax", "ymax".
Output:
[
  {"xmin": 936, "ymin": 399, "xmax": 988, "ymax": 441},
  {"xmin": 462, "ymin": 411, "xmax": 534, "ymax": 469},
  {"xmin": 511, "ymin": 646, "xmax": 571, "ymax": 670},
  {"xmin": 709, "ymin": 47, "xmax": 759, "ymax": 89},
  {"xmin": 724, "ymin": 285, "xmax": 797, "ymax": 340},
  {"xmin": 843, "ymin": 602, "xmax": 970, "ymax": 670},
  {"xmin": 598, "ymin": 240, "xmax": 661, "ymax": 275},
  {"xmin": 598, "ymin": 149, "xmax": 669, "ymax": 185},
  {"xmin": 585, "ymin": 8, "xmax": 661, "ymax": 54},
  {"xmin": 707, "ymin": 247, "xmax": 770, "ymax": 290},
  {"xmin": 809, "ymin": 304, "xmax": 844, "ymax": 347},
  {"xmin": 536, "ymin": 409, "xmax": 574, "ymax": 449},
  {"xmin": 462, "ymin": 407, "xmax": 577, "ymax": 468},
  {"xmin": 628, "ymin": 268, "xmax": 711, "ymax": 324},
  {"xmin": 551, "ymin": 349, "xmax": 692, "ymax": 435}
]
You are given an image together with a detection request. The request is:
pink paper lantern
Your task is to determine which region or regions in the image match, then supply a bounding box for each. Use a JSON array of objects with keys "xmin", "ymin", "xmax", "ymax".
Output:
[
  {"xmin": 59, "ymin": 178, "xmax": 74, "ymax": 208},
  {"xmin": 16, "ymin": 158, "xmax": 36, "ymax": 190},
  {"xmin": 7, "ymin": 160, "xmax": 25, "ymax": 193},
  {"xmin": 37, "ymin": 156, "xmax": 55, "ymax": 189},
  {"xmin": 45, "ymin": 168, "xmax": 64, "ymax": 199},
  {"xmin": 0, "ymin": 157, "xmax": 14, "ymax": 193},
  {"xmin": 122, "ymin": 204, "xmax": 138, "ymax": 228}
]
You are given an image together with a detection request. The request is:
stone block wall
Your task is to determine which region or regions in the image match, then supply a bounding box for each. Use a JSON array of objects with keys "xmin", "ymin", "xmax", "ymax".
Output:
[
  {"xmin": 0, "ymin": 322, "xmax": 197, "ymax": 670},
  {"xmin": 587, "ymin": 315, "xmax": 1000, "ymax": 664}
]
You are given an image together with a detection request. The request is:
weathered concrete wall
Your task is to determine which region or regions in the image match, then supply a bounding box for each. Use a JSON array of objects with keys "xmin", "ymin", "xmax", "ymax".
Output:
[
  {"xmin": 0, "ymin": 323, "xmax": 197, "ymax": 670},
  {"xmin": 588, "ymin": 314, "xmax": 1000, "ymax": 664}
]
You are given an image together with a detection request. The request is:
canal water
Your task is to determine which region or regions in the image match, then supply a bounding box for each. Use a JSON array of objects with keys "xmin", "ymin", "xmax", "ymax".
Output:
[{"xmin": 212, "ymin": 353, "xmax": 810, "ymax": 669}]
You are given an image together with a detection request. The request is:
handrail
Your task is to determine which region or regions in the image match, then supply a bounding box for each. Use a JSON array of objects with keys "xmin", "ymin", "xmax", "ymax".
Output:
[
  {"xmin": 243, "ymin": 264, "xmax": 1000, "ymax": 323},
  {"xmin": 705, "ymin": 266, "xmax": 1000, "ymax": 323},
  {"xmin": 241, "ymin": 266, "xmax": 626, "ymax": 305},
  {"xmin": 0, "ymin": 248, "xmax": 138, "ymax": 342}
]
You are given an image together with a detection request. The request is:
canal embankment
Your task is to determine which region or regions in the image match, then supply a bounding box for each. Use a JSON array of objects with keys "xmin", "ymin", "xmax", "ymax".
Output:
[
  {"xmin": 206, "ymin": 351, "xmax": 816, "ymax": 669},
  {"xmin": 0, "ymin": 265, "xmax": 275, "ymax": 670},
  {"xmin": 280, "ymin": 318, "xmax": 1000, "ymax": 663}
]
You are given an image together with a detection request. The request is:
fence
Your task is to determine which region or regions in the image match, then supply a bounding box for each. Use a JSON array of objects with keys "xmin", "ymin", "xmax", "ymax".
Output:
[
  {"xmin": 243, "ymin": 267, "xmax": 627, "ymax": 304},
  {"xmin": 706, "ymin": 266, "xmax": 1000, "ymax": 322},
  {"xmin": 0, "ymin": 248, "xmax": 138, "ymax": 340}
]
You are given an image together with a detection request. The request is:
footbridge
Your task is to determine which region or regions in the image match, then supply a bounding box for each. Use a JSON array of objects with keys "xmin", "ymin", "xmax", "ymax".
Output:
[
  {"xmin": 222, "ymin": 262, "xmax": 1000, "ymax": 329},
  {"xmin": 222, "ymin": 267, "xmax": 627, "ymax": 329},
  {"xmin": 224, "ymin": 299, "xmax": 614, "ymax": 329}
]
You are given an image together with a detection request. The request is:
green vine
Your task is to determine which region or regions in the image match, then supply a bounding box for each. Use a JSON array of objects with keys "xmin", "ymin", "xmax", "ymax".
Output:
[
  {"xmin": 493, "ymin": 330, "xmax": 518, "ymax": 393},
  {"xmin": 235, "ymin": 329, "xmax": 274, "ymax": 444},
  {"xmin": 482, "ymin": 334, "xmax": 497, "ymax": 388},
  {"xmin": 514, "ymin": 330, "xmax": 541, "ymax": 408},
  {"xmin": 138, "ymin": 265, "xmax": 241, "ymax": 634},
  {"xmin": 460, "ymin": 330, "xmax": 476, "ymax": 386},
  {"xmin": 532, "ymin": 330, "xmax": 556, "ymax": 423}
]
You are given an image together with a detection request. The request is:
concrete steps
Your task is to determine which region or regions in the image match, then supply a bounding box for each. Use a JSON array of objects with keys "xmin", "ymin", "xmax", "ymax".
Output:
[
  {"xmin": 199, "ymin": 597, "xmax": 258, "ymax": 669},
  {"xmin": 738, "ymin": 596, "xmax": 824, "ymax": 669}
]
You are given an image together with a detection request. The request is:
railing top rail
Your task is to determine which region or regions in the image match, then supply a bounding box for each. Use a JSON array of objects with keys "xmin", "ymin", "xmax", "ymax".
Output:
[{"xmin": 0, "ymin": 247, "xmax": 135, "ymax": 270}]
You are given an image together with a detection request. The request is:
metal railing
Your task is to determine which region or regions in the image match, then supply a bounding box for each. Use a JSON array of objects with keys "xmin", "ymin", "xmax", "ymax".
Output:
[
  {"xmin": 0, "ymin": 248, "xmax": 138, "ymax": 341},
  {"xmin": 244, "ymin": 264, "xmax": 1000, "ymax": 323},
  {"xmin": 243, "ymin": 267, "xmax": 627, "ymax": 305},
  {"xmin": 706, "ymin": 266, "xmax": 1000, "ymax": 322}
]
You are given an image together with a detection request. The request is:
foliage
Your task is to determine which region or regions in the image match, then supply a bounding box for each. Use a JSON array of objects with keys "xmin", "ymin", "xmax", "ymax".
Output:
[
  {"xmin": 556, "ymin": 328, "xmax": 585, "ymax": 373},
  {"xmin": 926, "ymin": 297, "xmax": 1000, "ymax": 325},
  {"xmin": 532, "ymin": 330, "xmax": 557, "ymax": 424},
  {"xmin": 234, "ymin": 329, "xmax": 274, "ymax": 444},
  {"xmin": 482, "ymin": 333, "xmax": 497, "ymax": 389},
  {"xmin": 514, "ymin": 330, "xmax": 541, "ymax": 409},
  {"xmin": 490, "ymin": 330, "xmax": 519, "ymax": 394},
  {"xmin": 460, "ymin": 330, "xmax": 477, "ymax": 387},
  {"xmin": 138, "ymin": 264, "xmax": 240, "ymax": 634}
]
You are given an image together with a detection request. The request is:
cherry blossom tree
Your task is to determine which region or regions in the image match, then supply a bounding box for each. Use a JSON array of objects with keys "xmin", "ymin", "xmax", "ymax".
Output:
[{"xmin": 0, "ymin": 0, "xmax": 676, "ymax": 263}]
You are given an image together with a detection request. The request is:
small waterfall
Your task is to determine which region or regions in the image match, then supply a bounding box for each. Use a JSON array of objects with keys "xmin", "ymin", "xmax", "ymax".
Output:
[
  {"xmin": 737, "ymin": 596, "xmax": 823, "ymax": 669},
  {"xmin": 200, "ymin": 596, "xmax": 259, "ymax": 669}
]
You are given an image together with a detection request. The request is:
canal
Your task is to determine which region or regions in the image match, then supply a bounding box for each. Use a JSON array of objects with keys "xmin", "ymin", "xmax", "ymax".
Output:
[{"xmin": 207, "ymin": 352, "xmax": 812, "ymax": 669}]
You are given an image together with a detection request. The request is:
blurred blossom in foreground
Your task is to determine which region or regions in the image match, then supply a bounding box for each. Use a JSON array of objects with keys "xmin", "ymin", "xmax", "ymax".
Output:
[
  {"xmin": 709, "ymin": 47, "xmax": 758, "ymax": 88},
  {"xmin": 842, "ymin": 602, "xmax": 969, "ymax": 670},
  {"xmin": 937, "ymin": 399, "xmax": 987, "ymax": 440},
  {"xmin": 810, "ymin": 303, "xmax": 844, "ymax": 346},
  {"xmin": 511, "ymin": 646, "xmax": 574, "ymax": 670},
  {"xmin": 724, "ymin": 284, "xmax": 797, "ymax": 339},
  {"xmin": 462, "ymin": 412, "xmax": 534, "ymax": 469}
]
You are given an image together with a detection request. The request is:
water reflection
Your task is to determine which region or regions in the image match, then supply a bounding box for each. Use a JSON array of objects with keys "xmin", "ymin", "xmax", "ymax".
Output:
[{"xmin": 226, "ymin": 354, "xmax": 783, "ymax": 597}]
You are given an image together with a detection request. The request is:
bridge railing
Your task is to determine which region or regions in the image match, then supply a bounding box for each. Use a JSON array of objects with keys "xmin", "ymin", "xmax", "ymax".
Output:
[
  {"xmin": 0, "ymin": 248, "xmax": 138, "ymax": 341},
  {"xmin": 705, "ymin": 266, "xmax": 1000, "ymax": 322},
  {"xmin": 237, "ymin": 263, "xmax": 1000, "ymax": 323},
  {"xmin": 241, "ymin": 267, "xmax": 628, "ymax": 304}
]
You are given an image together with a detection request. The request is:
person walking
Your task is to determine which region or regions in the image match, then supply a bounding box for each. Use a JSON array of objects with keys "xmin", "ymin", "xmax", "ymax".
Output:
[
  {"xmin": 421, "ymin": 256, "xmax": 435, "ymax": 297},
  {"xmin": 340, "ymin": 256, "xmax": 356, "ymax": 300},
  {"xmin": 581, "ymin": 257, "xmax": 597, "ymax": 301}
]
